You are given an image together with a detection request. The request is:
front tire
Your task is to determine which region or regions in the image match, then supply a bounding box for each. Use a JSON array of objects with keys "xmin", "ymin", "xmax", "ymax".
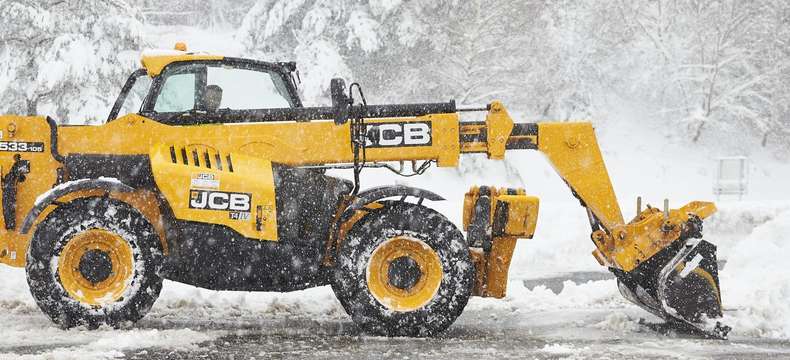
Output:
[
  {"xmin": 26, "ymin": 197, "xmax": 163, "ymax": 328},
  {"xmin": 332, "ymin": 202, "xmax": 474, "ymax": 336}
]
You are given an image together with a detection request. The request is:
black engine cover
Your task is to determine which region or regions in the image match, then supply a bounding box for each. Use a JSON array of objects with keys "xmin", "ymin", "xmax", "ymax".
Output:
[{"xmin": 162, "ymin": 165, "xmax": 352, "ymax": 292}]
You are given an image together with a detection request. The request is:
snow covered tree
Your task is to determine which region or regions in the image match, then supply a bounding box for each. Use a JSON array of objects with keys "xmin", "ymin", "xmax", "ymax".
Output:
[
  {"xmin": 745, "ymin": 0, "xmax": 790, "ymax": 148},
  {"xmin": 588, "ymin": 0, "xmax": 790, "ymax": 145},
  {"xmin": 236, "ymin": 0, "xmax": 790, "ymax": 150},
  {"xmin": 531, "ymin": 0, "xmax": 790, "ymax": 147},
  {"xmin": 0, "ymin": 0, "xmax": 145, "ymax": 124},
  {"xmin": 238, "ymin": 1, "xmax": 549, "ymax": 108},
  {"xmin": 237, "ymin": 0, "xmax": 406, "ymax": 103},
  {"xmin": 135, "ymin": 0, "xmax": 255, "ymax": 29},
  {"xmin": 413, "ymin": 1, "xmax": 535, "ymax": 107}
]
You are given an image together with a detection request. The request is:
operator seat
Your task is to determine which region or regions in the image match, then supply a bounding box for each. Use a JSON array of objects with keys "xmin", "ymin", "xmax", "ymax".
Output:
[{"xmin": 204, "ymin": 85, "xmax": 223, "ymax": 112}]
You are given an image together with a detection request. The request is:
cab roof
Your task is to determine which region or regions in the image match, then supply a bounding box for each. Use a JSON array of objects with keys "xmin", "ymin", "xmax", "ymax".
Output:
[{"xmin": 140, "ymin": 45, "xmax": 223, "ymax": 77}]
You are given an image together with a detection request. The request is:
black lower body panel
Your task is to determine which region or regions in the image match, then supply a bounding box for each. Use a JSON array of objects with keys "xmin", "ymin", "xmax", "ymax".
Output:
[
  {"xmin": 161, "ymin": 165, "xmax": 352, "ymax": 292},
  {"xmin": 161, "ymin": 221, "xmax": 328, "ymax": 292}
]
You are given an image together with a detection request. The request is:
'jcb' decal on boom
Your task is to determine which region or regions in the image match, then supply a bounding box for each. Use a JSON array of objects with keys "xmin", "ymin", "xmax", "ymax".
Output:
[
  {"xmin": 365, "ymin": 122, "xmax": 432, "ymax": 148},
  {"xmin": 189, "ymin": 190, "xmax": 251, "ymax": 212}
]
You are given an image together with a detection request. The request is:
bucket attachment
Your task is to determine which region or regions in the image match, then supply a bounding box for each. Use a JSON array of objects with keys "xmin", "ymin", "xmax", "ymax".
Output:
[{"xmin": 613, "ymin": 238, "xmax": 730, "ymax": 338}]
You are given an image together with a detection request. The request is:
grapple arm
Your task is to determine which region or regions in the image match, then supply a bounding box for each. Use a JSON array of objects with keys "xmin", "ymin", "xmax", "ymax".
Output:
[{"xmin": 460, "ymin": 102, "xmax": 728, "ymax": 337}]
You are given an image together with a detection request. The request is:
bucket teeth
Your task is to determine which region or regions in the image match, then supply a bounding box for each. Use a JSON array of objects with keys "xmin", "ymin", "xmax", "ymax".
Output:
[{"xmin": 613, "ymin": 238, "xmax": 730, "ymax": 339}]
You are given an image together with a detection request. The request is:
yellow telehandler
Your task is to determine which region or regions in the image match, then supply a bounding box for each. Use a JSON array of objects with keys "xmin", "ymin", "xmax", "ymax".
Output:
[{"xmin": 0, "ymin": 44, "xmax": 728, "ymax": 338}]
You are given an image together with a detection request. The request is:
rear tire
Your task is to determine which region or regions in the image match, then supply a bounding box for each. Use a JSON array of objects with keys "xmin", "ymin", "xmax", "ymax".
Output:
[
  {"xmin": 332, "ymin": 202, "xmax": 474, "ymax": 336},
  {"xmin": 26, "ymin": 197, "xmax": 163, "ymax": 328}
]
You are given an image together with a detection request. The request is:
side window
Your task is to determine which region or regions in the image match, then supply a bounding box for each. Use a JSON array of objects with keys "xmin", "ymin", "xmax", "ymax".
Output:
[
  {"xmin": 119, "ymin": 75, "xmax": 152, "ymax": 115},
  {"xmin": 206, "ymin": 67, "xmax": 292, "ymax": 110},
  {"xmin": 154, "ymin": 72, "xmax": 195, "ymax": 112}
]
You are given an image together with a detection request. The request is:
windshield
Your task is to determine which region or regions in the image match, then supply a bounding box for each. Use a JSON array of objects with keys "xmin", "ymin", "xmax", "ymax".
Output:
[{"xmin": 150, "ymin": 61, "xmax": 295, "ymax": 118}]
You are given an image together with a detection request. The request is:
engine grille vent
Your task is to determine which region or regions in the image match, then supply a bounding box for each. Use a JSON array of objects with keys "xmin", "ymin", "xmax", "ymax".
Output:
[{"xmin": 169, "ymin": 145, "xmax": 234, "ymax": 172}]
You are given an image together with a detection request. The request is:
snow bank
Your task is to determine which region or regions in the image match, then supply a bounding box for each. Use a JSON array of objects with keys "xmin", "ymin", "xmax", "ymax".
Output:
[
  {"xmin": 468, "ymin": 279, "xmax": 628, "ymax": 315},
  {"xmin": 721, "ymin": 208, "xmax": 790, "ymax": 338},
  {"xmin": 706, "ymin": 201, "xmax": 790, "ymax": 259},
  {"xmin": 152, "ymin": 281, "xmax": 345, "ymax": 321}
]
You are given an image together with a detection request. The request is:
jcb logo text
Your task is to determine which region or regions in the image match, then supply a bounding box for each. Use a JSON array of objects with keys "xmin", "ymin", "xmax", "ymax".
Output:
[
  {"xmin": 189, "ymin": 190, "xmax": 251, "ymax": 211},
  {"xmin": 365, "ymin": 122, "xmax": 432, "ymax": 148}
]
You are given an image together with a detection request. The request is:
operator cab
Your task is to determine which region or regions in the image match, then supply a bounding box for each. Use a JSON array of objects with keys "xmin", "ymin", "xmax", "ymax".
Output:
[{"xmin": 108, "ymin": 44, "xmax": 302, "ymax": 125}]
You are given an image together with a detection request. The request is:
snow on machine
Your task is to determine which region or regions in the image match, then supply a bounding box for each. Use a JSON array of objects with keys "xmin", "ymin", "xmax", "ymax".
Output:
[{"xmin": 0, "ymin": 44, "xmax": 728, "ymax": 337}]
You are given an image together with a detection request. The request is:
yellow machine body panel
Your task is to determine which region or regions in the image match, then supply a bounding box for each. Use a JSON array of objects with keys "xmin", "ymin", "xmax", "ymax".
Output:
[
  {"xmin": 536, "ymin": 122, "xmax": 625, "ymax": 230},
  {"xmin": 462, "ymin": 186, "xmax": 539, "ymax": 298},
  {"xmin": 495, "ymin": 194, "xmax": 540, "ymax": 238},
  {"xmin": 482, "ymin": 102, "xmax": 515, "ymax": 160},
  {"xmin": 601, "ymin": 200, "xmax": 717, "ymax": 272},
  {"xmin": 0, "ymin": 116, "xmax": 59, "ymax": 266},
  {"xmin": 149, "ymin": 144, "xmax": 277, "ymax": 240},
  {"xmin": 57, "ymin": 113, "xmax": 461, "ymax": 167}
]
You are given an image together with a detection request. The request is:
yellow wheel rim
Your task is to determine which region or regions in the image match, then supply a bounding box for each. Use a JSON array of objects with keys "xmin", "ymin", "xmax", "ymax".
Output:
[
  {"xmin": 366, "ymin": 236, "xmax": 443, "ymax": 312},
  {"xmin": 58, "ymin": 229, "xmax": 134, "ymax": 306}
]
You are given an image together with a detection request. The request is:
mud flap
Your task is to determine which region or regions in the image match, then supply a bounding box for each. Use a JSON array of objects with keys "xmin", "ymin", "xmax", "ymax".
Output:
[{"xmin": 613, "ymin": 239, "xmax": 730, "ymax": 339}]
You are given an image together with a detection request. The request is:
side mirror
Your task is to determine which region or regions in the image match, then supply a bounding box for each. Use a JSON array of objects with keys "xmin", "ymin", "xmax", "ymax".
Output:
[{"xmin": 330, "ymin": 78, "xmax": 350, "ymax": 125}]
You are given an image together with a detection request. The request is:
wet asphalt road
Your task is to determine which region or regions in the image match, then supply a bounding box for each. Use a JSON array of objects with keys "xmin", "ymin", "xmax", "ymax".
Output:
[
  {"xmin": 121, "ymin": 272, "xmax": 790, "ymax": 360},
  {"xmin": 4, "ymin": 271, "xmax": 789, "ymax": 360}
]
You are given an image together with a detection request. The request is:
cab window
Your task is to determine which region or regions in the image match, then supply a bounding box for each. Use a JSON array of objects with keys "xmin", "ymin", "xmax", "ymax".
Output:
[
  {"xmin": 207, "ymin": 67, "xmax": 291, "ymax": 109},
  {"xmin": 148, "ymin": 62, "xmax": 294, "ymax": 122},
  {"xmin": 154, "ymin": 72, "xmax": 195, "ymax": 113},
  {"xmin": 119, "ymin": 75, "xmax": 152, "ymax": 116}
]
